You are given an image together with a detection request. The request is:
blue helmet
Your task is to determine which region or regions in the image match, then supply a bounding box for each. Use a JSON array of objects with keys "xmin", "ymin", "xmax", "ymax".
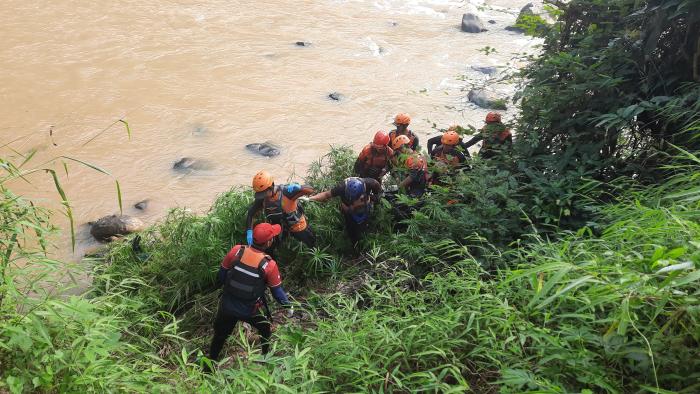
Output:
[{"xmin": 345, "ymin": 177, "xmax": 366, "ymax": 201}]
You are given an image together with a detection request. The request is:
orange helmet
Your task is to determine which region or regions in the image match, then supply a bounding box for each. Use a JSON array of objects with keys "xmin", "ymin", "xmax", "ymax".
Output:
[
  {"xmin": 485, "ymin": 112, "xmax": 501, "ymax": 123},
  {"xmin": 405, "ymin": 154, "xmax": 426, "ymax": 170},
  {"xmin": 392, "ymin": 134, "xmax": 411, "ymax": 150},
  {"xmin": 394, "ymin": 113, "xmax": 411, "ymax": 125},
  {"xmin": 252, "ymin": 170, "xmax": 274, "ymax": 198},
  {"xmin": 441, "ymin": 131, "xmax": 460, "ymax": 146},
  {"xmin": 373, "ymin": 130, "xmax": 390, "ymax": 146}
]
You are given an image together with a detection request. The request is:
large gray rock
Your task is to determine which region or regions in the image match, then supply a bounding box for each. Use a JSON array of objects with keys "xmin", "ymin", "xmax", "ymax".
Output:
[
  {"xmin": 471, "ymin": 65, "xmax": 498, "ymax": 75},
  {"xmin": 468, "ymin": 89, "xmax": 507, "ymax": 110},
  {"xmin": 461, "ymin": 13, "xmax": 487, "ymax": 33},
  {"xmin": 246, "ymin": 142, "xmax": 281, "ymax": 157},
  {"xmin": 89, "ymin": 215, "xmax": 144, "ymax": 242},
  {"xmin": 506, "ymin": 2, "xmax": 547, "ymax": 33}
]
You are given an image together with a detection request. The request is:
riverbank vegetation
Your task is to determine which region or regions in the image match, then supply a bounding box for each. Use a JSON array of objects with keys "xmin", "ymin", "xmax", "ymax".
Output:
[{"xmin": 2, "ymin": 1, "xmax": 699, "ymax": 392}]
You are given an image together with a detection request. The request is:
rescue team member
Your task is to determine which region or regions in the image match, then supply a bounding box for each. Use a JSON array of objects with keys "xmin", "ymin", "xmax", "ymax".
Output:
[
  {"xmin": 390, "ymin": 134, "xmax": 413, "ymax": 172},
  {"xmin": 208, "ymin": 223, "xmax": 292, "ymax": 361},
  {"xmin": 309, "ymin": 177, "xmax": 382, "ymax": 245},
  {"xmin": 399, "ymin": 154, "xmax": 430, "ymax": 198},
  {"xmin": 247, "ymin": 171, "xmax": 316, "ymax": 248},
  {"xmin": 429, "ymin": 130, "xmax": 469, "ymax": 168},
  {"xmin": 464, "ymin": 112, "xmax": 512, "ymax": 159},
  {"xmin": 354, "ymin": 130, "xmax": 394, "ymax": 182},
  {"xmin": 426, "ymin": 125, "xmax": 471, "ymax": 157},
  {"xmin": 389, "ymin": 113, "xmax": 419, "ymax": 151}
]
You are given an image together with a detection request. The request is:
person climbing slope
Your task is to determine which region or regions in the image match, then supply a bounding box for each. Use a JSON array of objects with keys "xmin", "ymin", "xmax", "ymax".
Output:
[
  {"xmin": 309, "ymin": 177, "xmax": 382, "ymax": 245},
  {"xmin": 246, "ymin": 170, "xmax": 316, "ymax": 248},
  {"xmin": 429, "ymin": 130, "xmax": 469, "ymax": 168},
  {"xmin": 389, "ymin": 113, "xmax": 419, "ymax": 151},
  {"xmin": 354, "ymin": 130, "xmax": 394, "ymax": 182},
  {"xmin": 463, "ymin": 112, "xmax": 512, "ymax": 159},
  {"xmin": 426, "ymin": 125, "xmax": 471, "ymax": 157},
  {"xmin": 208, "ymin": 223, "xmax": 292, "ymax": 362}
]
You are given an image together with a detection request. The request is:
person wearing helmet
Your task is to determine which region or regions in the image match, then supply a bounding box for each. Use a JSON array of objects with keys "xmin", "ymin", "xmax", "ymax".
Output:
[
  {"xmin": 426, "ymin": 125, "xmax": 470, "ymax": 156},
  {"xmin": 388, "ymin": 113, "xmax": 419, "ymax": 151},
  {"xmin": 309, "ymin": 177, "xmax": 382, "ymax": 244},
  {"xmin": 464, "ymin": 112, "xmax": 512, "ymax": 159},
  {"xmin": 398, "ymin": 153, "xmax": 430, "ymax": 198},
  {"xmin": 246, "ymin": 171, "xmax": 316, "ymax": 249},
  {"xmin": 430, "ymin": 130, "xmax": 469, "ymax": 167},
  {"xmin": 207, "ymin": 223, "xmax": 292, "ymax": 363},
  {"xmin": 354, "ymin": 131, "xmax": 394, "ymax": 182},
  {"xmin": 390, "ymin": 134, "xmax": 414, "ymax": 170}
]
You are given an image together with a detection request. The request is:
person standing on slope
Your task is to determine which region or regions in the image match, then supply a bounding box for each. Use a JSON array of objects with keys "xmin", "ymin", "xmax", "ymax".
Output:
[
  {"xmin": 246, "ymin": 170, "xmax": 316, "ymax": 249},
  {"xmin": 354, "ymin": 130, "xmax": 394, "ymax": 182},
  {"xmin": 389, "ymin": 113, "xmax": 419, "ymax": 151},
  {"xmin": 208, "ymin": 223, "xmax": 292, "ymax": 361},
  {"xmin": 463, "ymin": 112, "xmax": 512, "ymax": 159}
]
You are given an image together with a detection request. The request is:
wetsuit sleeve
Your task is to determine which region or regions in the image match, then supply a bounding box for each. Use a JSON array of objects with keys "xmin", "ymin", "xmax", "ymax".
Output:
[
  {"xmin": 330, "ymin": 183, "xmax": 345, "ymax": 198},
  {"xmin": 363, "ymin": 178, "xmax": 382, "ymax": 195},
  {"xmin": 270, "ymin": 286, "xmax": 290, "ymax": 306},
  {"xmin": 283, "ymin": 184, "xmax": 315, "ymax": 200},
  {"xmin": 427, "ymin": 135, "xmax": 441, "ymax": 156},
  {"xmin": 411, "ymin": 134, "xmax": 420, "ymax": 151},
  {"xmin": 245, "ymin": 199, "xmax": 264, "ymax": 230},
  {"xmin": 463, "ymin": 135, "xmax": 483, "ymax": 148},
  {"xmin": 354, "ymin": 146, "xmax": 370, "ymax": 174},
  {"xmin": 457, "ymin": 141, "xmax": 470, "ymax": 157}
]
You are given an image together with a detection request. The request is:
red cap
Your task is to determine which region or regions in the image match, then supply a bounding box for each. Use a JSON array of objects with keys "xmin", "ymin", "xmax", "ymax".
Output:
[{"xmin": 253, "ymin": 223, "xmax": 282, "ymax": 243}]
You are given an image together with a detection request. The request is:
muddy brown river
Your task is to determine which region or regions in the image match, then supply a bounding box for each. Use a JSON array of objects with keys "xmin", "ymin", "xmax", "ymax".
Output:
[{"xmin": 1, "ymin": 0, "xmax": 541, "ymax": 261}]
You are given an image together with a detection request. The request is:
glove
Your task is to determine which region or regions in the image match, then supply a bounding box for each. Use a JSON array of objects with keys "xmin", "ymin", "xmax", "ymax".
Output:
[
  {"xmin": 246, "ymin": 229, "xmax": 253, "ymax": 245},
  {"xmin": 286, "ymin": 183, "xmax": 301, "ymax": 194},
  {"xmin": 287, "ymin": 306, "xmax": 295, "ymax": 318}
]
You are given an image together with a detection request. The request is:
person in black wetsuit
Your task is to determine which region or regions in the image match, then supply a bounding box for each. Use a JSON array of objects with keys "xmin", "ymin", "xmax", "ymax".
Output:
[
  {"xmin": 309, "ymin": 177, "xmax": 382, "ymax": 244},
  {"xmin": 463, "ymin": 112, "xmax": 512, "ymax": 159}
]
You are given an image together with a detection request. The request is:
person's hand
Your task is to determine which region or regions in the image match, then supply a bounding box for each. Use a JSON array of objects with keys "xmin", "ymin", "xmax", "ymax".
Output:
[
  {"xmin": 298, "ymin": 196, "xmax": 310, "ymax": 202},
  {"xmin": 246, "ymin": 229, "xmax": 253, "ymax": 245},
  {"xmin": 286, "ymin": 183, "xmax": 301, "ymax": 194}
]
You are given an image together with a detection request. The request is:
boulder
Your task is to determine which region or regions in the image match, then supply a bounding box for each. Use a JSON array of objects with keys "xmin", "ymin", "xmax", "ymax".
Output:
[
  {"xmin": 89, "ymin": 215, "xmax": 144, "ymax": 242},
  {"xmin": 134, "ymin": 199, "xmax": 149, "ymax": 210},
  {"xmin": 461, "ymin": 13, "xmax": 487, "ymax": 33},
  {"xmin": 295, "ymin": 41, "xmax": 311, "ymax": 47},
  {"xmin": 245, "ymin": 142, "xmax": 281, "ymax": 157},
  {"xmin": 471, "ymin": 65, "xmax": 498, "ymax": 75},
  {"xmin": 468, "ymin": 89, "xmax": 507, "ymax": 110},
  {"xmin": 488, "ymin": 20, "xmax": 497, "ymax": 24},
  {"xmin": 328, "ymin": 92, "xmax": 344, "ymax": 101}
]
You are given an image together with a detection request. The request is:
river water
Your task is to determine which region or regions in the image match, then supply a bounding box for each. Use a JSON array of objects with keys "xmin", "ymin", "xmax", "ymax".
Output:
[{"xmin": 1, "ymin": 0, "xmax": 541, "ymax": 261}]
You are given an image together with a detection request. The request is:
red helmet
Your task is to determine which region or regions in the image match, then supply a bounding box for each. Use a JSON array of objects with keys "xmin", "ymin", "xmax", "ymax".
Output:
[
  {"xmin": 485, "ymin": 112, "xmax": 501, "ymax": 123},
  {"xmin": 373, "ymin": 130, "xmax": 390, "ymax": 146}
]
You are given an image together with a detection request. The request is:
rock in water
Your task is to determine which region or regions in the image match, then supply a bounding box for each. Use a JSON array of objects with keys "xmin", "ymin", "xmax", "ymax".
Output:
[
  {"xmin": 461, "ymin": 13, "xmax": 487, "ymax": 33},
  {"xmin": 471, "ymin": 65, "xmax": 498, "ymax": 75},
  {"xmin": 468, "ymin": 89, "xmax": 507, "ymax": 110},
  {"xmin": 488, "ymin": 20, "xmax": 496, "ymax": 24},
  {"xmin": 90, "ymin": 215, "xmax": 144, "ymax": 242},
  {"xmin": 134, "ymin": 200, "xmax": 149, "ymax": 210},
  {"xmin": 246, "ymin": 143, "xmax": 281, "ymax": 157},
  {"xmin": 328, "ymin": 92, "xmax": 344, "ymax": 101},
  {"xmin": 173, "ymin": 157, "xmax": 211, "ymax": 171},
  {"xmin": 506, "ymin": 2, "xmax": 547, "ymax": 34},
  {"xmin": 295, "ymin": 41, "xmax": 311, "ymax": 47}
]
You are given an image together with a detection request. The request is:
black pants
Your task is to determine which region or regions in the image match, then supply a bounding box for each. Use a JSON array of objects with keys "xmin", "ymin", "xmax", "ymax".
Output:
[
  {"xmin": 208, "ymin": 307, "xmax": 271, "ymax": 360},
  {"xmin": 290, "ymin": 227, "xmax": 316, "ymax": 248},
  {"xmin": 342, "ymin": 212, "xmax": 368, "ymax": 244}
]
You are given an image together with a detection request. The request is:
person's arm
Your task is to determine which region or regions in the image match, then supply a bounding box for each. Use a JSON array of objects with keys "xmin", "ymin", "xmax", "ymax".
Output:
[
  {"xmin": 310, "ymin": 183, "xmax": 344, "ymax": 202},
  {"xmin": 399, "ymin": 174, "xmax": 412, "ymax": 190},
  {"xmin": 284, "ymin": 184, "xmax": 315, "ymax": 200},
  {"xmin": 426, "ymin": 135, "xmax": 441, "ymax": 156},
  {"xmin": 463, "ymin": 135, "xmax": 483, "ymax": 149},
  {"xmin": 411, "ymin": 134, "xmax": 420, "ymax": 151},
  {"xmin": 354, "ymin": 147, "xmax": 369, "ymax": 175},
  {"xmin": 217, "ymin": 245, "xmax": 242, "ymax": 285},
  {"xmin": 245, "ymin": 199, "xmax": 264, "ymax": 244},
  {"xmin": 363, "ymin": 178, "xmax": 382, "ymax": 202},
  {"xmin": 263, "ymin": 259, "xmax": 290, "ymax": 307}
]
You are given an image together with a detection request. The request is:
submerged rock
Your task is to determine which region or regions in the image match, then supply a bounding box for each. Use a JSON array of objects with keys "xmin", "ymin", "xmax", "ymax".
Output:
[
  {"xmin": 461, "ymin": 13, "xmax": 487, "ymax": 33},
  {"xmin": 468, "ymin": 89, "xmax": 507, "ymax": 110},
  {"xmin": 488, "ymin": 19, "xmax": 497, "ymax": 24},
  {"xmin": 471, "ymin": 65, "xmax": 498, "ymax": 75},
  {"xmin": 246, "ymin": 142, "xmax": 281, "ymax": 157},
  {"xmin": 89, "ymin": 215, "xmax": 144, "ymax": 242},
  {"xmin": 295, "ymin": 41, "xmax": 311, "ymax": 47},
  {"xmin": 328, "ymin": 92, "xmax": 344, "ymax": 101},
  {"xmin": 173, "ymin": 157, "xmax": 211, "ymax": 171},
  {"xmin": 134, "ymin": 199, "xmax": 149, "ymax": 210}
]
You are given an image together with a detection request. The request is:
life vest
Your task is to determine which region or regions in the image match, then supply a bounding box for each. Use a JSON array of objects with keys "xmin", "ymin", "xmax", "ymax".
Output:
[
  {"xmin": 223, "ymin": 246, "xmax": 270, "ymax": 302},
  {"xmin": 359, "ymin": 144, "xmax": 391, "ymax": 178},
  {"xmin": 263, "ymin": 185, "xmax": 307, "ymax": 232},
  {"xmin": 389, "ymin": 130, "xmax": 417, "ymax": 150},
  {"xmin": 432, "ymin": 145, "xmax": 462, "ymax": 167}
]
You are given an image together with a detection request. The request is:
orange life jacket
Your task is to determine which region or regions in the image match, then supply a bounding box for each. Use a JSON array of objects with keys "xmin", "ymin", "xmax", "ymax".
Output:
[{"xmin": 432, "ymin": 146, "xmax": 462, "ymax": 167}]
